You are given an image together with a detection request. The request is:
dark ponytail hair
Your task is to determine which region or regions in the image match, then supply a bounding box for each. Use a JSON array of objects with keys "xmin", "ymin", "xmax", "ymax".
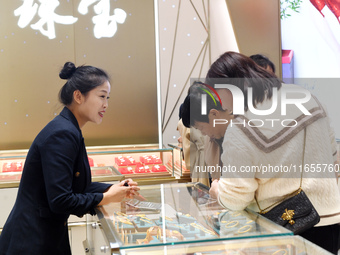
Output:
[{"xmin": 59, "ymin": 62, "xmax": 109, "ymax": 105}]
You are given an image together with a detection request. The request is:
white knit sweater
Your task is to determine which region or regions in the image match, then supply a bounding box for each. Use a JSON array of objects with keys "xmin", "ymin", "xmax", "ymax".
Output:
[{"xmin": 217, "ymin": 84, "xmax": 340, "ymax": 227}]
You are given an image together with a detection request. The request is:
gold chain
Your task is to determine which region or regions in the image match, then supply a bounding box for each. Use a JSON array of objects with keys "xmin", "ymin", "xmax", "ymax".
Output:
[{"xmin": 255, "ymin": 128, "xmax": 306, "ymax": 214}]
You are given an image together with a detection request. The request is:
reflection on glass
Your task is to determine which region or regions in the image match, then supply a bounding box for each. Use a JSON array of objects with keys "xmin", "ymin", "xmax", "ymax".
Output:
[{"xmin": 94, "ymin": 183, "xmax": 292, "ymax": 250}]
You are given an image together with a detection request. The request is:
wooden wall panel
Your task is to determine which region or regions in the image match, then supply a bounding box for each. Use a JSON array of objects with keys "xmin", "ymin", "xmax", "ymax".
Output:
[{"xmin": 0, "ymin": 0, "xmax": 158, "ymax": 150}]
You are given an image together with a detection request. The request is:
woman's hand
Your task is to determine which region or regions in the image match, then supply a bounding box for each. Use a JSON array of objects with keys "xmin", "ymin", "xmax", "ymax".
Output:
[
  {"xmin": 99, "ymin": 179, "xmax": 140, "ymax": 205},
  {"xmin": 123, "ymin": 179, "xmax": 140, "ymax": 199},
  {"xmin": 209, "ymin": 179, "xmax": 219, "ymax": 199}
]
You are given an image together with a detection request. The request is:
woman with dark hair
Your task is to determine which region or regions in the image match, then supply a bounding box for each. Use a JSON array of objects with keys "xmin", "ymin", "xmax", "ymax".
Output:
[
  {"xmin": 183, "ymin": 51, "xmax": 340, "ymax": 254},
  {"xmin": 182, "ymin": 51, "xmax": 281, "ymax": 135},
  {"xmin": 0, "ymin": 62, "xmax": 139, "ymax": 255},
  {"xmin": 249, "ymin": 54, "xmax": 276, "ymax": 74}
]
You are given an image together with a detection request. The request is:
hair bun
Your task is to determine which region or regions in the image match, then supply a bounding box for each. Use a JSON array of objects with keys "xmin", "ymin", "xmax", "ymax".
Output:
[{"xmin": 59, "ymin": 62, "xmax": 76, "ymax": 79}]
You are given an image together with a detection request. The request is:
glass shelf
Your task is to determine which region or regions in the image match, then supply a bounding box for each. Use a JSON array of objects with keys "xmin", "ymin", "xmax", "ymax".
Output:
[{"xmin": 86, "ymin": 182, "xmax": 293, "ymax": 254}]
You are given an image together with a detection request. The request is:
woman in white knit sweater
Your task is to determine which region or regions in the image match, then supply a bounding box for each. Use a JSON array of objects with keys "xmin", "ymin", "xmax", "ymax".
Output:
[{"xmin": 181, "ymin": 52, "xmax": 340, "ymax": 254}]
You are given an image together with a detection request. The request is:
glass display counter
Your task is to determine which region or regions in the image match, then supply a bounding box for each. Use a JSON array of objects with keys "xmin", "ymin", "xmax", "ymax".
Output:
[
  {"xmin": 87, "ymin": 145, "xmax": 176, "ymax": 185},
  {"xmin": 0, "ymin": 144, "xmax": 177, "ymax": 188},
  {"xmin": 84, "ymin": 182, "xmax": 295, "ymax": 255},
  {"xmin": 113, "ymin": 235, "xmax": 332, "ymax": 254},
  {"xmin": 0, "ymin": 149, "xmax": 27, "ymax": 187},
  {"xmin": 0, "ymin": 144, "xmax": 177, "ymax": 254}
]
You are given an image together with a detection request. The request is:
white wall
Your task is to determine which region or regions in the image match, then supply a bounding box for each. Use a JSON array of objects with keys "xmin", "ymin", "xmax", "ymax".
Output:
[
  {"xmin": 281, "ymin": 0, "xmax": 340, "ymax": 138},
  {"xmin": 158, "ymin": 0, "xmax": 238, "ymax": 147}
]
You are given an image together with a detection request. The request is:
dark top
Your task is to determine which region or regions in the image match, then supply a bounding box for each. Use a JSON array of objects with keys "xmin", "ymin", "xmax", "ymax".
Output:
[{"xmin": 0, "ymin": 107, "xmax": 111, "ymax": 255}]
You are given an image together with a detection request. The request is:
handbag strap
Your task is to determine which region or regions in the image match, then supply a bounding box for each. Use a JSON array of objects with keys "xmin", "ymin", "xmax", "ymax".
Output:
[{"xmin": 255, "ymin": 128, "xmax": 307, "ymax": 214}]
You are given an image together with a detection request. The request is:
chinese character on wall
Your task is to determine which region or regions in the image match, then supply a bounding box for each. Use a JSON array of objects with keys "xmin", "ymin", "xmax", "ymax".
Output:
[{"xmin": 14, "ymin": 0, "xmax": 127, "ymax": 39}]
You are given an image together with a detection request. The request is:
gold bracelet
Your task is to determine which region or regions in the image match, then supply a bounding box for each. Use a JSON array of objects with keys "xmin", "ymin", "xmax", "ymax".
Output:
[
  {"xmin": 224, "ymin": 221, "xmax": 239, "ymax": 228},
  {"xmin": 237, "ymin": 225, "xmax": 252, "ymax": 233}
]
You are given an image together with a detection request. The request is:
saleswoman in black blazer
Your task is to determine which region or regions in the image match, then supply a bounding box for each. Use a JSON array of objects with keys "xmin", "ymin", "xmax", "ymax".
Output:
[{"xmin": 0, "ymin": 62, "xmax": 139, "ymax": 255}]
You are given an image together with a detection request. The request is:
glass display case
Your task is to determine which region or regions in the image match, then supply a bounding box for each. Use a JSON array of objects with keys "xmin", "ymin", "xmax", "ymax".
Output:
[
  {"xmin": 86, "ymin": 145, "xmax": 176, "ymax": 185},
  {"xmin": 111, "ymin": 235, "xmax": 333, "ymax": 254},
  {"xmin": 84, "ymin": 182, "xmax": 297, "ymax": 255},
  {"xmin": 167, "ymin": 143, "xmax": 191, "ymax": 182},
  {"xmin": 0, "ymin": 148, "xmax": 126, "ymax": 189},
  {"xmin": 0, "ymin": 144, "xmax": 177, "ymax": 254},
  {"xmin": 0, "ymin": 149, "xmax": 27, "ymax": 187},
  {"xmin": 0, "ymin": 144, "xmax": 177, "ymax": 188}
]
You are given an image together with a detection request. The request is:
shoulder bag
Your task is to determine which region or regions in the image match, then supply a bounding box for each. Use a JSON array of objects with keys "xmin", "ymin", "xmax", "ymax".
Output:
[{"xmin": 255, "ymin": 128, "xmax": 320, "ymax": 234}]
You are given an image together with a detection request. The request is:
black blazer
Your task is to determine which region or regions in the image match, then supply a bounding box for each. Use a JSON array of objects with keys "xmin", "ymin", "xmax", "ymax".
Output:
[{"xmin": 0, "ymin": 107, "xmax": 111, "ymax": 255}]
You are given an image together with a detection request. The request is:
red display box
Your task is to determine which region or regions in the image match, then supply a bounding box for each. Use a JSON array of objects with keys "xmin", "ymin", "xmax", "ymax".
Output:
[
  {"xmin": 2, "ymin": 162, "xmax": 23, "ymax": 172},
  {"xmin": 151, "ymin": 165, "xmax": 167, "ymax": 173},
  {"xmin": 118, "ymin": 166, "xmax": 134, "ymax": 174},
  {"xmin": 115, "ymin": 156, "xmax": 137, "ymax": 167}
]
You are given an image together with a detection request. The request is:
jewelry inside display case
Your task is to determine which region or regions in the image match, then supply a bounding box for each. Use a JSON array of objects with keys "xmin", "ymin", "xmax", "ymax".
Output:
[
  {"xmin": 0, "ymin": 144, "xmax": 177, "ymax": 254},
  {"xmin": 83, "ymin": 183, "xmax": 334, "ymax": 255}
]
